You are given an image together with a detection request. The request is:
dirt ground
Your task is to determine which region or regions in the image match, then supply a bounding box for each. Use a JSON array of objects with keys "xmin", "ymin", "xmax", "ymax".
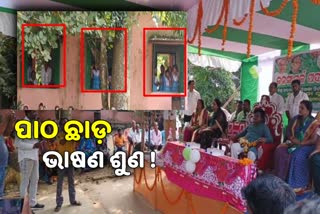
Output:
[
  {"xmin": 5, "ymin": 166, "xmax": 159, "ymax": 214},
  {"xmin": 4, "ymin": 134, "xmax": 160, "ymax": 214}
]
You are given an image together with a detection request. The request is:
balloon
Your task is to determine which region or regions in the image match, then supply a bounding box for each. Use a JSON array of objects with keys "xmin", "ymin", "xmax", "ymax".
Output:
[
  {"xmin": 190, "ymin": 149, "xmax": 201, "ymax": 163},
  {"xmin": 185, "ymin": 161, "xmax": 196, "ymax": 173},
  {"xmin": 182, "ymin": 147, "xmax": 192, "ymax": 161},
  {"xmin": 249, "ymin": 65, "xmax": 259, "ymax": 79}
]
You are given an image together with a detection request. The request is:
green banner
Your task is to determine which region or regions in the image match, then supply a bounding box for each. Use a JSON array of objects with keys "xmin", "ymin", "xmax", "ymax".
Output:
[
  {"xmin": 240, "ymin": 57, "xmax": 259, "ymax": 107},
  {"xmin": 273, "ymin": 49, "xmax": 320, "ymax": 111}
]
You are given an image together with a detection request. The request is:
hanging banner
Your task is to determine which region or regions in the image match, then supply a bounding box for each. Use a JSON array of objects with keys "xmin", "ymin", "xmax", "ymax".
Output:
[
  {"xmin": 241, "ymin": 57, "xmax": 259, "ymax": 107},
  {"xmin": 273, "ymin": 49, "xmax": 320, "ymax": 111}
]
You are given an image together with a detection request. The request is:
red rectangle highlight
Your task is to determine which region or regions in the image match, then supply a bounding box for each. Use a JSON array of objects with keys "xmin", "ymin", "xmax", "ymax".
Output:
[
  {"xmin": 21, "ymin": 23, "xmax": 67, "ymax": 88},
  {"xmin": 143, "ymin": 27, "xmax": 187, "ymax": 97},
  {"xmin": 80, "ymin": 27, "xmax": 128, "ymax": 93}
]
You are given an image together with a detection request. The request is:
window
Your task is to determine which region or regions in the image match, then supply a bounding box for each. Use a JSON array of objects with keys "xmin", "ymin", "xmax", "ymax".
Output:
[
  {"xmin": 84, "ymin": 34, "xmax": 113, "ymax": 90},
  {"xmin": 23, "ymin": 41, "xmax": 61, "ymax": 87},
  {"xmin": 152, "ymin": 43, "xmax": 185, "ymax": 93}
]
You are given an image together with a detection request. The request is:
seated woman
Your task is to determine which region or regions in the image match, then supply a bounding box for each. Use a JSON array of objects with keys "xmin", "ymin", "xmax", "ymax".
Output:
[
  {"xmin": 273, "ymin": 100, "xmax": 316, "ymax": 190},
  {"xmin": 163, "ymin": 69, "xmax": 172, "ymax": 92},
  {"xmin": 183, "ymin": 99, "xmax": 208, "ymax": 142},
  {"xmin": 78, "ymin": 133, "xmax": 97, "ymax": 172},
  {"xmin": 231, "ymin": 108, "xmax": 273, "ymax": 161},
  {"xmin": 194, "ymin": 98, "xmax": 228, "ymax": 149},
  {"xmin": 310, "ymin": 122, "xmax": 320, "ymax": 195}
]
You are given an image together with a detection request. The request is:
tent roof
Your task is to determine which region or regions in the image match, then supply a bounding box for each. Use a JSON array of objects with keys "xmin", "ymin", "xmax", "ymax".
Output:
[{"xmin": 187, "ymin": 0, "xmax": 320, "ymax": 61}]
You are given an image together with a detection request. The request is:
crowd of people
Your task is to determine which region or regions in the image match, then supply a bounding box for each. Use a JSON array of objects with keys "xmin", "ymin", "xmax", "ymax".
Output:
[
  {"xmin": 153, "ymin": 64, "xmax": 180, "ymax": 93},
  {"xmin": 1, "ymin": 76, "xmax": 319, "ymax": 213},
  {"xmin": 180, "ymin": 78, "xmax": 320, "ymax": 205},
  {"xmin": 0, "ymin": 108, "xmax": 184, "ymax": 212},
  {"xmin": 0, "ymin": 110, "xmax": 118, "ymax": 212}
]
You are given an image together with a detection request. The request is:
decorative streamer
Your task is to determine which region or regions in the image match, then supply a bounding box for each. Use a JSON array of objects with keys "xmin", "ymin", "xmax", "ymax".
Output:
[
  {"xmin": 221, "ymin": 0, "xmax": 230, "ymax": 51},
  {"xmin": 233, "ymin": 14, "xmax": 248, "ymax": 26},
  {"xmin": 260, "ymin": 0, "xmax": 289, "ymax": 16},
  {"xmin": 311, "ymin": 0, "xmax": 320, "ymax": 4},
  {"xmin": 187, "ymin": 0, "xmax": 203, "ymax": 55},
  {"xmin": 247, "ymin": 0, "xmax": 256, "ymax": 58},
  {"xmin": 288, "ymin": 0, "xmax": 299, "ymax": 57}
]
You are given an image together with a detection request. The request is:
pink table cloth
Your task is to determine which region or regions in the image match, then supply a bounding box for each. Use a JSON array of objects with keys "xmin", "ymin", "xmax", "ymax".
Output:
[{"xmin": 161, "ymin": 142, "xmax": 257, "ymax": 212}]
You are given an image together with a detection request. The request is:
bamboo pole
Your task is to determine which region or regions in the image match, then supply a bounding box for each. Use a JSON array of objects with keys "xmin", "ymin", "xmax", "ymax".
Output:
[{"xmin": 222, "ymin": 85, "xmax": 241, "ymax": 108}]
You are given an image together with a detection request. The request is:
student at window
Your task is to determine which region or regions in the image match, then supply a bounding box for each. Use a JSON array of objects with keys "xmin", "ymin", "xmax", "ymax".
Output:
[
  {"xmin": 159, "ymin": 65, "xmax": 166, "ymax": 91},
  {"xmin": 171, "ymin": 65, "xmax": 179, "ymax": 93},
  {"xmin": 164, "ymin": 69, "xmax": 172, "ymax": 92},
  {"xmin": 29, "ymin": 70, "xmax": 38, "ymax": 85},
  {"xmin": 41, "ymin": 62, "xmax": 52, "ymax": 85},
  {"xmin": 91, "ymin": 65, "xmax": 100, "ymax": 89}
]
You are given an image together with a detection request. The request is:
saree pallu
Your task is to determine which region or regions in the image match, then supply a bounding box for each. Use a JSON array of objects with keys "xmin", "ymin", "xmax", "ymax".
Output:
[
  {"xmin": 273, "ymin": 115, "xmax": 315, "ymax": 181},
  {"xmin": 183, "ymin": 127, "xmax": 197, "ymax": 142},
  {"xmin": 257, "ymin": 143, "xmax": 278, "ymax": 171},
  {"xmin": 183, "ymin": 109, "xmax": 207, "ymax": 142},
  {"xmin": 273, "ymin": 146, "xmax": 292, "ymax": 181},
  {"xmin": 288, "ymin": 145, "xmax": 315, "ymax": 189},
  {"xmin": 310, "ymin": 153, "xmax": 320, "ymax": 195}
]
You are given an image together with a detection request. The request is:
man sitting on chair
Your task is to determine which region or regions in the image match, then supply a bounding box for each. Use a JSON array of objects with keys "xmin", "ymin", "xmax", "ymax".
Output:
[
  {"xmin": 114, "ymin": 129, "xmax": 126, "ymax": 153},
  {"xmin": 149, "ymin": 122, "xmax": 163, "ymax": 151},
  {"xmin": 231, "ymin": 108, "xmax": 273, "ymax": 161}
]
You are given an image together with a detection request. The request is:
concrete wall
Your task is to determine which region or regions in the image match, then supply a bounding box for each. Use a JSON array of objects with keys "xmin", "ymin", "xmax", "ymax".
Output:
[{"xmin": 17, "ymin": 13, "xmax": 176, "ymax": 110}]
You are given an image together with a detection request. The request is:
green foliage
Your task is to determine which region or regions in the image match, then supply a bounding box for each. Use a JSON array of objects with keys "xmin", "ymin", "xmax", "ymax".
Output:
[
  {"xmin": 152, "ymin": 11, "xmax": 187, "ymax": 37},
  {"xmin": 157, "ymin": 54, "xmax": 169, "ymax": 74},
  {"xmin": 0, "ymin": 33, "xmax": 17, "ymax": 101},
  {"xmin": 153, "ymin": 11, "xmax": 187, "ymax": 27},
  {"xmin": 17, "ymin": 11, "xmax": 132, "ymax": 65},
  {"xmin": 189, "ymin": 61, "xmax": 236, "ymax": 110}
]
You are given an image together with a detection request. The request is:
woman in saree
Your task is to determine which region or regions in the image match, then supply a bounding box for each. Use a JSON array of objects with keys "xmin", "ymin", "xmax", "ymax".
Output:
[
  {"xmin": 273, "ymin": 100, "xmax": 316, "ymax": 186},
  {"xmin": 194, "ymin": 98, "xmax": 228, "ymax": 149},
  {"xmin": 309, "ymin": 112, "xmax": 320, "ymax": 195},
  {"xmin": 183, "ymin": 99, "xmax": 208, "ymax": 142}
]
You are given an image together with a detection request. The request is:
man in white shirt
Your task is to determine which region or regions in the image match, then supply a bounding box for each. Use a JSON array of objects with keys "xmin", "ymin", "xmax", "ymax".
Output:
[
  {"xmin": 184, "ymin": 80, "xmax": 201, "ymax": 123},
  {"xmin": 15, "ymin": 110, "xmax": 44, "ymax": 209},
  {"xmin": 41, "ymin": 62, "xmax": 52, "ymax": 85},
  {"xmin": 231, "ymin": 100, "xmax": 243, "ymax": 121},
  {"xmin": 128, "ymin": 121, "xmax": 142, "ymax": 154},
  {"xmin": 285, "ymin": 79, "xmax": 309, "ymax": 121},
  {"xmin": 149, "ymin": 122, "xmax": 163, "ymax": 151},
  {"xmin": 163, "ymin": 110, "xmax": 176, "ymax": 141},
  {"xmin": 269, "ymin": 82, "xmax": 285, "ymax": 114}
]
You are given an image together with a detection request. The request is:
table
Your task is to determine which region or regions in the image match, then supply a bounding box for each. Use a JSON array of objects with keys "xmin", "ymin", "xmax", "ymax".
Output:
[{"xmin": 161, "ymin": 142, "xmax": 256, "ymax": 212}]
